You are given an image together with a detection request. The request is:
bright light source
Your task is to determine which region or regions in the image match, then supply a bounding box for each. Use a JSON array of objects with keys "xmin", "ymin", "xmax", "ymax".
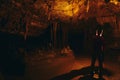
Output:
[
  {"xmin": 110, "ymin": 0, "xmax": 119, "ymax": 5},
  {"xmin": 53, "ymin": 1, "xmax": 79, "ymax": 17}
]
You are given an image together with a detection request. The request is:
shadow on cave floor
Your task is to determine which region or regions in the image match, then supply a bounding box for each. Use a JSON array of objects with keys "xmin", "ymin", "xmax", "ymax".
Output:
[{"xmin": 51, "ymin": 66, "xmax": 113, "ymax": 80}]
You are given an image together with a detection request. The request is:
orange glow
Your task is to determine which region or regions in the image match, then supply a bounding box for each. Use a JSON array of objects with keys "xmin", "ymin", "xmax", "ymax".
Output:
[
  {"xmin": 53, "ymin": 1, "xmax": 73, "ymax": 16},
  {"xmin": 86, "ymin": 0, "xmax": 89, "ymax": 12},
  {"xmin": 53, "ymin": 0, "xmax": 84, "ymax": 17},
  {"xmin": 110, "ymin": 0, "xmax": 119, "ymax": 5}
]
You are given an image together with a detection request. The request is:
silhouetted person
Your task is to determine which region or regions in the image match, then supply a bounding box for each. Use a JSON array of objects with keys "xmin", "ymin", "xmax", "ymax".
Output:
[{"xmin": 90, "ymin": 26, "xmax": 105, "ymax": 80}]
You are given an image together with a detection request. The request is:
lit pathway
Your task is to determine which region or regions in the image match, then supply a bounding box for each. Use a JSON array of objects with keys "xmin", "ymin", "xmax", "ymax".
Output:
[{"xmin": 24, "ymin": 50, "xmax": 120, "ymax": 80}]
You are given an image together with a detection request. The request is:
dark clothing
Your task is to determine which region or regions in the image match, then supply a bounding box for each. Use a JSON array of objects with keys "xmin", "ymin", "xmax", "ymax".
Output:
[
  {"xmin": 90, "ymin": 35, "xmax": 105, "ymax": 78},
  {"xmin": 93, "ymin": 36, "xmax": 104, "ymax": 53}
]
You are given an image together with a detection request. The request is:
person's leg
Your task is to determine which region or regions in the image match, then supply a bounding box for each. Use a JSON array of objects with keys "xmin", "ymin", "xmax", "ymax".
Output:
[
  {"xmin": 90, "ymin": 54, "xmax": 97, "ymax": 77},
  {"xmin": 98, "ymin": 54, "xmax": 104, "ymax": 78}
]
